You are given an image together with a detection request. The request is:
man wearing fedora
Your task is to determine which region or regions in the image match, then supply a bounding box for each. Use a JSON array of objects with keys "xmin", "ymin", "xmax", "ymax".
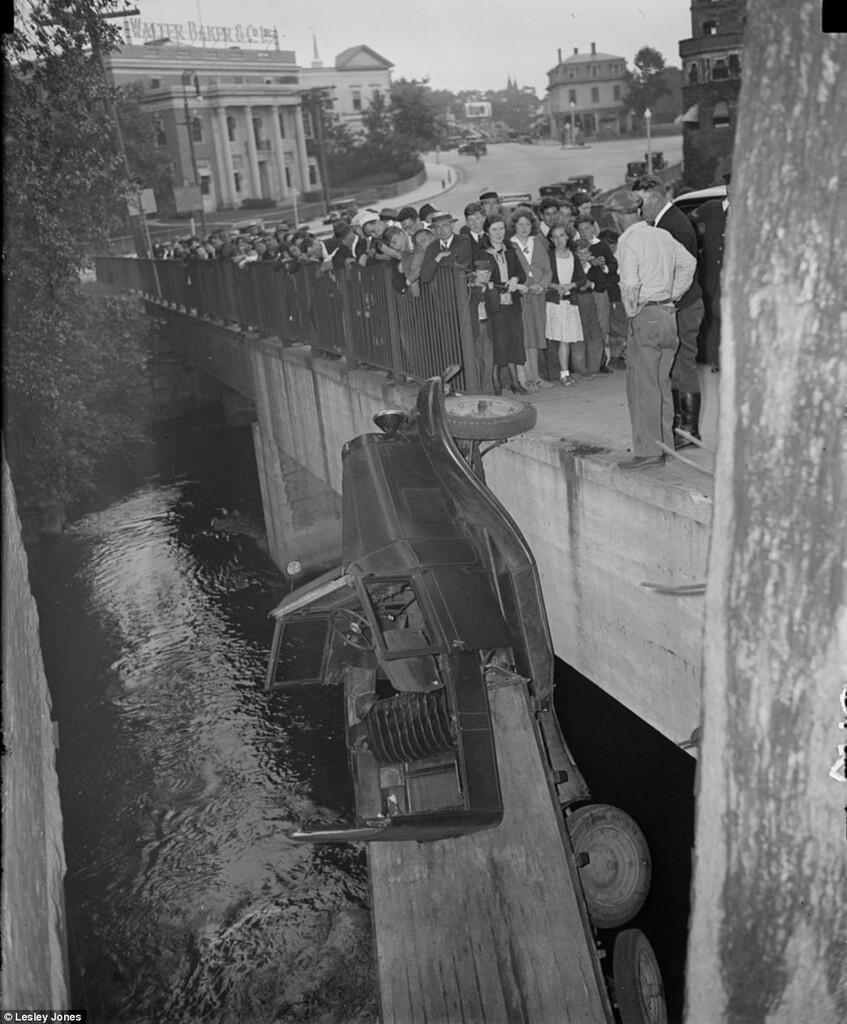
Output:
[
  {"xmin": 419, "ymin": 210, "xmax": 473, "ymax": 283},
  {"xmin": 604, "ymin": 190, "xmax": 697, "ymax": 470}
]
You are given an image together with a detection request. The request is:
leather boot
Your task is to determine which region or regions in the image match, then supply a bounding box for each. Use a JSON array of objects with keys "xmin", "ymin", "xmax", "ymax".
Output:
[
  {"xmin": 671, "ymin": 389, "xmax": 683, "ymax": 449},
  {"xmin": 678, "ymin": 392, "xmax": 702, "ymax": 447}
]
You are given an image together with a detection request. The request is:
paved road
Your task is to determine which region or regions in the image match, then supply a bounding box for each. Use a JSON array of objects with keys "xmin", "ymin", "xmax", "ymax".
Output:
[{"xmin": 425, "ymin": 135, "xmax": 684, "ymax": 217}]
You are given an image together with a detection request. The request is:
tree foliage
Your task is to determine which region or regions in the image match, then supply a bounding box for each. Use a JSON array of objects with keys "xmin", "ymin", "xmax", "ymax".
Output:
[
  {"xmin": 624, "ymin": 46, "xmax": 670, "ymax": 118},
  {"xmin": 390, "ymin": 78, "xmax": 439, "ymax": 151},
  {"xmin": 320, "ymin": 89, "xmax": 423, "ymax": 189},
  {"xmin": 3, "ymin": 0, "xmax": 152, "ymax": 513},
  {"xmin": 116, "ymin": 81, "xmax": 175, "ymax": 211}
]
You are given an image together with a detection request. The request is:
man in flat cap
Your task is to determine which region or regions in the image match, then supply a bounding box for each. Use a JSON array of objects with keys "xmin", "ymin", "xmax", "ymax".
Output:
[{"xmin": 604, "ymin": 190, "xmax": 697, "ymax": 469}]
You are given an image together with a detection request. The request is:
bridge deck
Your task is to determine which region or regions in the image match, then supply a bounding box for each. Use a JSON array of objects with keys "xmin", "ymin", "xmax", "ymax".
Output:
[{"xmin": 368, "ymin": 676, "xmax": 614, "ymax": 1024}]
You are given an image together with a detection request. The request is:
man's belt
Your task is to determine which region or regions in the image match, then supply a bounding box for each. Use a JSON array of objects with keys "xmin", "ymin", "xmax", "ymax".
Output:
[{"xmin": 642, "ymin": 299, "xmax": 674, "ymax": 306}]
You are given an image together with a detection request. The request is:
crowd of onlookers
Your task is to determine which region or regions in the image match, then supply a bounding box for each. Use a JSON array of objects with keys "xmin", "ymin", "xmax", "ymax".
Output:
[{"xmin": 150, "ymin": 187, "xmax": 633, "ymax": 394}]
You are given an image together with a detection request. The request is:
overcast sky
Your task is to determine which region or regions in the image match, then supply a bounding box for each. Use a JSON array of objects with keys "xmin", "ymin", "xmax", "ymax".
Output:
[{"xmin": 128, "ymin": 0, "xmax": 692, "ymax": 94}]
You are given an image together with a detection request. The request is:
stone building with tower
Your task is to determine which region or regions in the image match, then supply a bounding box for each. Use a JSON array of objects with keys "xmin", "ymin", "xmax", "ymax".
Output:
[{"xmin": 679, "ymin": 0, "xmax": 747, "ymax": 186}]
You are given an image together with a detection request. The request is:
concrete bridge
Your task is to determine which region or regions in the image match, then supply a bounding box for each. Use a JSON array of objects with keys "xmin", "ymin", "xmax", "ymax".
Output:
[{"xmin": 155, "ymin": 305, "xmax": 714, "ymax": 751}]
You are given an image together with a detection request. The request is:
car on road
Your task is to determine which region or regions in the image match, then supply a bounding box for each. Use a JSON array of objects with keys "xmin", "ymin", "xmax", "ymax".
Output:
[
  {"xmin": 459, "ymin": 140, "xmax": 487, "ymax": 156},
  {"xmin": 539, "ymin": 176, "xmax": 599, "ymax": 202}
]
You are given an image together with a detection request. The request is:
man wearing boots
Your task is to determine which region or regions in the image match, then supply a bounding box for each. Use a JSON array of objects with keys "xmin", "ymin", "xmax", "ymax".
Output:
[
  {"xmin": 633, "ymin": 177, "xmax": 705, "ymax": 448},
  {"xmin": 604, "ymin": 190, "xmax": 697, "ymax": 470}
]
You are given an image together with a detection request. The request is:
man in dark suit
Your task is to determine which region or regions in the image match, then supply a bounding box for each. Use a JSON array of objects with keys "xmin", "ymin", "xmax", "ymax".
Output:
[
  {"xmin": 692, "ymin": 181, "xmax": 729, "ymax": 372},
  {"xmin": 459, "ymin": 201, "xmax": 489, "ymax": 257},
  {"xmin": 419, "ymin": 210, "xmax": 473, "ymax": 283},
  {"xmin": 634, "ymin": 177, "xmax": 705, "ymax": 447}
]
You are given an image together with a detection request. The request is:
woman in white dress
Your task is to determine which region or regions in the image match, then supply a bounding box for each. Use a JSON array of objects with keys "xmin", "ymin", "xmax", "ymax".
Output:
[{"xmin": 545, "ymin": 225, "xmax": 588, "ymax": 386}]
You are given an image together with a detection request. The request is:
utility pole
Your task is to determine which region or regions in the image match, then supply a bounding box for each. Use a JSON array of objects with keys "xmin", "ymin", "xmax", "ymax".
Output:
[
  {"xmin": 87, "ymin": 7, "xmax": 151, "ymax": 258},
  {"xmin": 181, "ymin": 69, "xmax": 207, "ymax": 236},
  {"xmin": 302, "ymin": 87, "xmax": 332, "ymax": 217}
]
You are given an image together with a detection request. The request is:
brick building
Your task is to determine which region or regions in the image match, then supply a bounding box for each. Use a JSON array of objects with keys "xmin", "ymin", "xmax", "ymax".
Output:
[{"xmin": 679, "ymin": 0, "xmax": 747, "ymax": 187}]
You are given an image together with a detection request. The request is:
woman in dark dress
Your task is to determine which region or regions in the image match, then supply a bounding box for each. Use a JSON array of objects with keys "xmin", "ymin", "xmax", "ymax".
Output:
[{"xmin": 478, "ymin": 215, "xmax": 527, "ymax": 394}]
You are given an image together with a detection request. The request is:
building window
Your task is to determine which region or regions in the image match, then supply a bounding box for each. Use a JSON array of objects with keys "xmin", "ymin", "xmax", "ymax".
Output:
[
  {"xmin": 591, "ymin": 66, "xmax": 598, "ymax": 77},
  {"xmin": 155, "ymin": 118, "xmax": 166, "ymax": 147},
  {"xmin": 278, "ymin": 111, "xmax": 286, "ymax": 138},
  {"xmin": 567, "ymin": 69, "xmax": 575, "ymax": 79},
  {"xmin": 226, "ymin": 115, "xmax": 236, "ymax": 142},
  {"xmin": 729, "ymin": 53, "xmax": 741, "ymax": 76},
  {"xmin": 284, "ymin": 165, "xmax": 292, "ymax": 187},
  {"xmin": 191, "ymin": 116, "xmax": 203, "ymax": 143},
  {"xmin": 688, "ymin": 62, "xmax": 699, "ymax": 84},
  {"xmin": 151, "ymin": 77, "xmax": 160, "ymax": 89},
  {"xmin": 613, "ymin": 85, "xmax": 621, "ymax": 101},
  {"xmin": 253, "ymin": 117, "xmax": 263, "ymax": 145},
  {"xmin": 568, "ymin": 89, "xmax": 577, "ymax": 104},
  {"xmin": 702, "ymin": 20, "xmax": 718, "ymax": 35},
  {"xmin": 308, "ymin": 163, "xmax": 318, "ymax": 186},
  {"xmin": 200, "ymin": 175, "xmax": 211, "ymax": 196},
  {"xmin": 712, "ymin": 59, "xmax": 728, "ymax": 80},
  {"xmin": 234, "ymin": 171, "xmax": 242, "ymax": 192},
  {"xmin": 351, "ymin": 88, "xmax": 362, "ymax": 112},
  {"xmin": 372, "ymin": 89, "xmax": 381, "ymax": 103},
  {"xmin": 712, "ymin": 100, "xmax": 730, "ymax": 128},
  {"xmin": 591, "ymin": 87, "xmax": 600, "ymax": 104},
  {"xmin": 302, "ymin": 109, "xmax": 313, "ymax": 139}
]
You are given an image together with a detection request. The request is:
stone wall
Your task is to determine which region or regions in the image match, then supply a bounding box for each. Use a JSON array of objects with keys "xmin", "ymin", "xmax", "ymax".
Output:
[{"xmin": 1, "ymin": 454, "xmax": 69, "ymax": 1010}]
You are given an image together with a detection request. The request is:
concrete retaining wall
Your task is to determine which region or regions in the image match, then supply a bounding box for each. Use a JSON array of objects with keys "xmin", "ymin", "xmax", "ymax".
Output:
[
  {"xmin": 1, "ymin": 455, "xmax": 69, "ymax": 1011},
  {"xmin": 164, "ymin": 318, "xmax": 708, "ymax": 747},
  {"xmin": 242, "ymin": 339, "xmax": 707, "ymax": 747}
]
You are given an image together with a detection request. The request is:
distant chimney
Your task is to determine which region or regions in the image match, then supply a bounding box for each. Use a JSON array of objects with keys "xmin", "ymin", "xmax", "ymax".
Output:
[
  {"xmin": 558, "ymin": 47, "xmax": 562, "ymax": 64},
  {"xmin": 573, "ymin": 47, "xmax": 578, "ymax": 55},
  {"xmin": 591, "ymin": 42, "xmax": 596, "ymax": 54}
]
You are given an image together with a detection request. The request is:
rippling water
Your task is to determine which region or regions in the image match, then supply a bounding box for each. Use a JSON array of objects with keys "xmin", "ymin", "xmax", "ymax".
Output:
[{"xmin": 30, "ymin": 421, "xmax": 376, "ymax": 1023}]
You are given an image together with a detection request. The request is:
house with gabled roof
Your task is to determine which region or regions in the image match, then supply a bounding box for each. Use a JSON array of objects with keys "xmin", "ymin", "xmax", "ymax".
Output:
[{"xmin": 300, "ymin": 43, "xmax": 394, "ymax": 132}]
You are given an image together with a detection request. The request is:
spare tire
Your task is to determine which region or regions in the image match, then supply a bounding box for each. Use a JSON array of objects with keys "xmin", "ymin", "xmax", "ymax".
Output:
[
  {"xmin": 443, "ymin": 394, "xmax": 537, "ymax": 440},
  {"xmin": 567, "ymin": 803, "xmax": 651, "ymax": 929}
]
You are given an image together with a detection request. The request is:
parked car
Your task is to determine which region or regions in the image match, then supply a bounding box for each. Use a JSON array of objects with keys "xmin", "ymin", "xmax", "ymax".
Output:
[
  {"xmin": 673, "ymin": 184, "xmax": 726, "ymax": 218},
  {"xmin": 625, "ymin": 161, "xmax": 648, "ymax": 183},
  {"xmin": 459, "ymin": 140, "xmax": 487, "ymax": 156},
  {"xmin": 539, "ymin": 177, "xmax": 599, "ymax": 203},
  {"xmin": 323, "ymin": 197, "xmax": 358, "ymax": 225}
]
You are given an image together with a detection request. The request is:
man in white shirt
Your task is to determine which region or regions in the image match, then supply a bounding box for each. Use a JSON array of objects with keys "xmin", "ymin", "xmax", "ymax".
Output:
[{"xmin": 604, "ymin": 190, "xmax": 697, "ymax": 469}]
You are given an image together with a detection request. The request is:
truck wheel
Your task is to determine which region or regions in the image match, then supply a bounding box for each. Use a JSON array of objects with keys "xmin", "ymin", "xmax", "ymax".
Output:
[
  {"xmin": 567, "ymin": 803, "xmax": 651, "ymax": 929},
  {"xmin": 612, "ymin": 929, "xmax": 668, "ymax": 1024},
  {"xmin": 443, "ymin": 394, "xmax": 537, "ymax": 441}
]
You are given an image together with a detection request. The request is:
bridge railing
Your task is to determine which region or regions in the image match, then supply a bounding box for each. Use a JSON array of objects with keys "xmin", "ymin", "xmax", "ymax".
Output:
[{"xmin": 94, "ymin": 257, "xmax": 480, "ymax": 391}]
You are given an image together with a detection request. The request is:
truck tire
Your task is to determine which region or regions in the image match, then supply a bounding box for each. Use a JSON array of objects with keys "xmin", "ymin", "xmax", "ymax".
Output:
[
  {"xmin": 443, "ymin": 395, "xmax": 537, "ymax": 441},
  {"xmin": 612, "ymin": 928, "xmax": 668, "ymax": 1024},
  {"xmin": 567, "ymin": 803, "xmax": 651, "ymax": 929}
]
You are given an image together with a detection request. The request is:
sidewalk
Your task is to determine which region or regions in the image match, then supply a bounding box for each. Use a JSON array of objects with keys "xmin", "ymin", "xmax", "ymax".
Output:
[{"xmin": 302, "ymin": 158, "xmax": 462, "ymax": 236}]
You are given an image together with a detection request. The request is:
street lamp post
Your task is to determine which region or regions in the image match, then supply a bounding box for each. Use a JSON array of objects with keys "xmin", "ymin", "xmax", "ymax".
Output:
[
  {"xmin": 570, "ymin": 101, "xmax": 576, "ymax": 146},
  {"xmin": 645, "ymin": 107, "xmax": 653, "ymax": 175},
  {"xmin": 181, "ymin": 70, "xmax": 207, "ymax": 237}
]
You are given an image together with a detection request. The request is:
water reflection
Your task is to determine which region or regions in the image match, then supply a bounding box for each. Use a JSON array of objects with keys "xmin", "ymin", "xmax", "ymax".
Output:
[{"xmin": 30, "ymin": 422, "xmax": 375, "ymax": 1023}]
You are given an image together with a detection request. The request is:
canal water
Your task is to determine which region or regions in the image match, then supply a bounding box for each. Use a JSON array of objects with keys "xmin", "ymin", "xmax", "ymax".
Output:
[
  {"xmin": 29, "ymin": 417, "xmax": 376, "ymax": 1024},
  {"xmin": 30, "ymin": 412, "xmax": 695, "ymax": 1023}
]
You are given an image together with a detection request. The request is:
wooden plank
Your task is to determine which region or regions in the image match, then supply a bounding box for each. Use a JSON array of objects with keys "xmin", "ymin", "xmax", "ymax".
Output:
[{"xmin": 369, "ymin": 678, "xmax": 614, "ymax": 1024}]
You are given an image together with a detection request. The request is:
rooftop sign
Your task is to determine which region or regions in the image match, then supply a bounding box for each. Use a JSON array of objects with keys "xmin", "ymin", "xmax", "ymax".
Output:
[{"xmin": 123, "ymin": 17, "xmax": 279, "ymax": 48}]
